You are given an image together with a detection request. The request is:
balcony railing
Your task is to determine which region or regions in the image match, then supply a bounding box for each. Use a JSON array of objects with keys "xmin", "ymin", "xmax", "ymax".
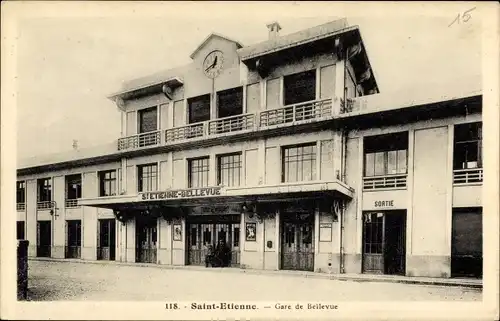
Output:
[
  {"xmin": 37, "ymin": 201, "xmax": 54, "ymax": 210},
  {"xmin": 363, "ymin": 174, "xmax": 407, "ymax": 190},
  {"xmin": 16, "ymin": 203, "xmax": 26, "ymax": 211},
  {"xmin": 260, "ymin": 98, "xmax": 332, "ymax": 127},
  {"xmin": 453, "ymin": 168, "xmax": 483, "ymax": 185},
  {"xmin": 118, "ymin": 130, "xmax": 161, "ymax": 150},
  {"xmin": 208, "ymin": 113, "xmax": 255, "ymax": 135},
  {"xmin": 65, "ymin": 199, "xmax": 80, "ymax": 208},
  {"xmin": 165, "ymin": 122, "xmax": 205, "ymax": 143}
]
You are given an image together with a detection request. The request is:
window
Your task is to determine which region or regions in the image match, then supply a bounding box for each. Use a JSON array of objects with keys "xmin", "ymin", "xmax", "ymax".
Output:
[
  {"xmin": 138, "ymin": 164, "xmax": 158, "ymax": 192},
  {"xmin": 99, "ymin": 170, "xmax": 117, "ymax": 197},
  {"xmin": 67, "ymin": 220, "xmax": 82, "ymax": 247},
  {"xmin": 188, "ymin": 157, "xmax": 210, "ymax": 188},
  {"xmin": 138, "ymin": 107, "xmax": 158, "ymax": 133},
  {"xmin": 188, "ymin": 94, "xmax": 211, "ymax": 124},
  {"xmin": 37, "ymin": 178, "xmax": 52, "ymax": 202},
  {"xmin": 363, "ymin": 213, "xmax": 384, "ymax": 254},
  {"xmin": 284, "ymin": 70, "xmax": 316, "ymax": 106},
  {"xmin": 454, "ymin": 122, "xmax": 482, "ymax": 169},
  {"xmin": 217, "ymin": 153, "xmax": 242, "ymax": 187},
  {"xmin": 16, "ymin": 181, "xmax": 25, "ymax": 204},
  {"xmin": 364, "ymin": 132, "xmax": 408, "ymax": 177},
  {"xmin": 282, "ymin": 143, "xmax": 317, "ymax": 183},
  {"xmin": 17, "ymin": 221, "xmax": 25, "ymax": 240},
  {"xmin": 217, "ymin": 87, "xmax": 243, "ymax": 118},
  {"xmin": 66, "ymin": 174, "xmax": 82, "ymax": 200}
]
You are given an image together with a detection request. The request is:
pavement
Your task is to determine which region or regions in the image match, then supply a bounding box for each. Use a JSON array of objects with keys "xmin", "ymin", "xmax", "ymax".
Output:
[{"xmin": 26, "ymin": 259, "xmax": 482, "ymax": 301}]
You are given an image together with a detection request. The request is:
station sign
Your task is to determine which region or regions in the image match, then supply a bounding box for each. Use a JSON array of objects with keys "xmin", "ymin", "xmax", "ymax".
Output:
[{"xmin": 139, "ymin": 186, "xmax": 223, "ymax": 201}]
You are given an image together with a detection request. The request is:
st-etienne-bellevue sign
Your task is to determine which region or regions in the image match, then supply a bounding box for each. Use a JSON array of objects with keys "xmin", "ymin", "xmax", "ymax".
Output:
[{"xmin": 139, "ymin": 186, "xmax": 223, "ymax": 201}]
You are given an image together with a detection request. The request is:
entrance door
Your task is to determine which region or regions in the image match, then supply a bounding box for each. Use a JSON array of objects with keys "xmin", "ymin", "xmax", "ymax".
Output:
[
  {"xmin": 362, "ymin": 211, "xmax": 406, "ymax": 275},
  {"xmin": 187, "ymin": 216, "xmax": 241, "ymax": 267},
  {"xmin": 451, "ymin": 208, "xmax": 482, "ymax": 278},
  {"xmin": 66, "ymin": 220, "xmax": 82, "ymax": 259},
  {"xmin": 136, "ymin": 218, "xmax": 157, "ymax": 263},
  {"xmin": 281, "ymin": 215, "xmax": 315, "ymax": 272},
  {"xmin": 37, "ymin": 221, "xmax": 51, "ymax": 257},
  {"xmin": 97, "ymin": 219, "xmax": 116, "ymax": 261}
]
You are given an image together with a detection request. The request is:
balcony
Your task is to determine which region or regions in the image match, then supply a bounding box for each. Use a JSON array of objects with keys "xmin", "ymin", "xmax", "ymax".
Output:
[
  {"xmin": 363, "ymin": 174, "xmax": 407, "ymax": 190},
  {"xmin": 16, "ymin": 203, "xmax": 25, "ymax": 211},
  {"xmin": 260, "ymin": 98, "xmax": 332, "ymax": 127},
  {"xmin": 453, "ymin": 168, "xmax": 483, "ymax": 185},
  {"xmin": 37, "ymin": 201, "xmax": 55, "ymax": 210},
  {"xmin": 118, "ymin": 130, "xmax": 161, "ymax": 151},
  {"xmin": 117, "ymin": 98, "xmax": 334, "ymax": 151},
  {"xmin": 65, "ymin": 199, "xmax": 80, "ymax": 208}
]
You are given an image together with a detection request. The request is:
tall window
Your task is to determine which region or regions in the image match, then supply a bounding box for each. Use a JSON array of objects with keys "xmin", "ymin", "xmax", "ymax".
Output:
[
  {"xmin": 217, "ymin": 153, "xmax": 242, "ymax": 187},
  {"xmin": 454, "ymin": 122, "xmax": 482, "ymax": 169},
  {"xmin": 17, "ymin": 221, "xmax": 25, "ymax": 240},
  {"xmin": 99, "ymin": 170, "xmax": 117, "ymax": 197},
  {"xmin": 188, "ymin": 94, "xmax": 211, "ymax": 124},
  {"xmin": 217, "ymin": 87, "xmax": 243, "ymax": 118},
  {"xmin": 37, "ymin": 178, "xmax": 52, "ymax": 202},
  {"xmin": 364, "ymin": 132, "xmax": 408, "ymax": 177},
  {"xmin": 284, "ymin": 70, "xmax": 316, "ymax": 105},
  {"xmin": 282, "ymin": 143, "xmax": 317, "ymax": 183},
  {"xmin": 188, "ymin": 157, "xmax": 210, "ymax": 188},
  {"xmin": 138, "ymin": 164, "xmax": 158, "ymax": 192},
  {"xmin": 138, "ymin": 106, "xmax": 158, "ymax": 133},
  {"xmin": 66, "ymin": 174, "xmax": 82, "ymax": 200},
  {"xmin": 16, "ymin": 181, "xmax": 26, "ymax": 204}
]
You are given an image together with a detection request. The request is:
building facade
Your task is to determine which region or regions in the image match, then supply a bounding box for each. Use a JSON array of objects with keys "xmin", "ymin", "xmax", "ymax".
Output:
[{"xmin": 16, "ymin": 19, "xmax": 483, "ymax": 278}]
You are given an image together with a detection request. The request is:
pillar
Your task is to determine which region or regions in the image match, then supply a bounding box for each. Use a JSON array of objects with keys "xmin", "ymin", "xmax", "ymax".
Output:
[
  {"xmin": 52, "ymin": 175, "xmax": 65, "ymax": 258},
  {"xmin": 26, "ymin": 179, "xmax": 37, "ymax": 257}
]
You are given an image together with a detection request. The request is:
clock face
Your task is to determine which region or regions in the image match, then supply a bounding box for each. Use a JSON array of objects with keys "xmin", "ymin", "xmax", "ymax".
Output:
[{"xmin": 203, "ymin": 50, "xmax": 224, "ymax": 78}]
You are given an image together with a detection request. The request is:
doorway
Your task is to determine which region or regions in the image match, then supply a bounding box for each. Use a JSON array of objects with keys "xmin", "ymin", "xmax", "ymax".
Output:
[
  {"xmin": 65, "ymin": 220, "xmax": 82, "ymax": 259},
  {"xmin": 97, "ymin": 219, "xmax": 116, "ymax": 261},
  {"xmin": 37, "ymin": 221, "xmax": 51, "ymax": 257},
  {"xmin": 451, "ymin": 208, "xmax": 482, "ymax": 278},
  {"xmin": 362, "ymin": 211, "xmax": 406, "ymax": 275},
  {"xmin": 187, "ymin": 215, "xmax": 241, "ymax": 267},
  {"xmin": 136, "ymin": 217, "xmax": 157, "ymax": 263},
  {"xmin": 281, "ymin": 213, "xmax": 315, "ymax": 272}
]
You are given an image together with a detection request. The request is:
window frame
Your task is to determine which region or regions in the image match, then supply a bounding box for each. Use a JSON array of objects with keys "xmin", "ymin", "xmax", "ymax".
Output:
[
  {"xmin": 217, "ymin": 152, "xmax": 242, "ymax": 187},
  {"xmin": 453, "ymin": 122, "xmax": 482, "ymax": 170},
  {"xmin": 188, "ymin": 157, "xmax": 210, "ymax": 188},
  {"xmin": 65, "ymin": 174, "xmax": 82, "ymax": 200},
  {"xmin": 281, "ymin": 143, "xmax": 317, "ymax": 183},
  {"xmin": 37, "ymin": 178, "xmax": 52, "ymax": 203},
  {"xmin": 283, "ymin": 69, "xmax": 317, "ymax": 106},
  {"xmin": 363, "ymin": 132, "xmax": 409, "ymax": 177},
  {"xmin": 99, "ymin": 170, "xmax": 117, "ymax": 197},
  {"xmin": 137, "ymin": 106, "xmax": 158, "ymax": 134},
  {"xmin": 137, "ymin": 163, "xmax": 159, "ymax": 192},
  {"xmin": 16, "ymin": 181, "xmax": 26, "ymax": 204}
]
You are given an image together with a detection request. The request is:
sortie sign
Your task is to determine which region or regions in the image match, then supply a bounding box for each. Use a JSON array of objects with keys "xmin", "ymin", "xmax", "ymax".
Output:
[{"xmin": 140, "ymin": 187, "xmax": 222, "ymax": 201}]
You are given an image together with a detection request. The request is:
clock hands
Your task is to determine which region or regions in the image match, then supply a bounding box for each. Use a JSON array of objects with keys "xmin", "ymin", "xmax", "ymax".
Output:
[{"xmin": 205, "ymin": 56, "xmax": 218, "ymax": 72}]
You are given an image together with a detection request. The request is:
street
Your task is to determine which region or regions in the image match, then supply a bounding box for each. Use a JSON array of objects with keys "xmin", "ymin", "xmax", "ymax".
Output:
[{"xmin": 26, "ymin": 260, "xmax": 482, "ymax": 301}]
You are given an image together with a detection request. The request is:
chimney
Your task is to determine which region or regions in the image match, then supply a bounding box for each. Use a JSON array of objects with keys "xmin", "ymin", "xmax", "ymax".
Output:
[{"xmin": 266, "ymin": 21, "xmax": 281, "ymax": 40}]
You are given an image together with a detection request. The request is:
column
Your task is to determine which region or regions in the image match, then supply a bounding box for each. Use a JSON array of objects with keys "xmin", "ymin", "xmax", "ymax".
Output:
[
  {"xmin": 82, "ymin": 171, "xmax": 98, "ymax": 260},
  {"xmin": 52, "ymin": 175, "xmax": 65, "ymax": 258},
  {"xmin": 126, "ymin": 217, "xmax": 136, "ymax": 263},
  {"xmin": 313, "ymin": 207, "xmax": 320, "ymax": 272},
  {"xmin": 26, "ymin": 179, "xmax": 37, "ymax": 257},
  {"xmin": 333, "ymin": 59, "xmax": 345, "ymax": 115}
]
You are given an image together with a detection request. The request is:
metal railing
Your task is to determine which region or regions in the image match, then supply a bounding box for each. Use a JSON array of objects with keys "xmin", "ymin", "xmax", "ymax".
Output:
[
  {"xmin": 16, "ymin": 203, "xmax": 26, "ymax": 211},
  {"xmin": 65, "ymin": 199, "xmax": 80, "ymax": 208},
  {"xmin": 118, "ymin": 130, "xmax": 161, "ymax": 150},
  {"xmin": 453, "ymin": 168, "xmax": 483, "ymax": 185},
  {"xmin": 260, "ymin": 98, "xmax": 332, "ymax": 127},
  {"xmin": 165, "ymin": 122, "xmax": 205, "ymax": 142},
  {"xmin": 37, "ymin": 201, "xmax": 54, "ymax": 210},
  {"xmin": 363, "ymin": 174, "xmax": 407, "ymax": 190},
  {"xmin": 208, "ymin": 113, "xmax": 255, "ymax": 135}
]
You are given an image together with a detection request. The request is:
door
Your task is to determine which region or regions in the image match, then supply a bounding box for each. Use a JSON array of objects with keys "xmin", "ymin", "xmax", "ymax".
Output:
[
  {"xmin": 384, "ymin": 212, "xmax": 406, "ymax": 275},
  {"xmin": 37, "ymin": 221, "xmax": 51, "ymax": 257},
  {"xmin": 362, "ymin": 212, "xmax": 385, "ymax": 273},
  {"xmin": 97, "ymin": 219, "xmax": 116, "ymax": 261},
  {"xmin": 281, "ymin": 217, "xmax": 314, "ymax": 272},
  {"xmin": 136, "ymin": 218, "xmax": 157, "ymax": 263},
  {"xmin": 66, "ymin": 220, "xmax": 82, "ymax": 259},
  {"xmin": 451, "ymin": 208, "xmax": 482, "ymax": 278}
]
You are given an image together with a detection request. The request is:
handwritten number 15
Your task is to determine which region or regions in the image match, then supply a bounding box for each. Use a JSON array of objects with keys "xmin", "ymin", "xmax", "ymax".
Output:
[{"xmin": 449, "ymin": 7, "xmax": 476, "ymax": 27}]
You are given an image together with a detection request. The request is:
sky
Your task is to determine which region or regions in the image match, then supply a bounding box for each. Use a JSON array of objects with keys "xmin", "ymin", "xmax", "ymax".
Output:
[{"xmin": 14, "ymin": 2, "xmax": 481, "ymax": 160}]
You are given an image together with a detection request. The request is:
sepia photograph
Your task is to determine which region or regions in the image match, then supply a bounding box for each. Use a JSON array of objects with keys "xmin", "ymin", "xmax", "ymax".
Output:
[{"xmin": 1, "ymin": 1, "xmax": 499, "ymax": 320}]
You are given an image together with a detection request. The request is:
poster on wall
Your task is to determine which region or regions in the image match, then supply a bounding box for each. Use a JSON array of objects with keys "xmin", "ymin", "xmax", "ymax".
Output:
[
  {"xmin": 173, "ymin": 224, "xmax": 182, "ymax": 241},
  {"xmin": 245, "ymin": 222, "xmax": 256, "ymax": 242},
  {"xmin": 319, "ymin": 223, "xmax": 332, "ymax": 242}
]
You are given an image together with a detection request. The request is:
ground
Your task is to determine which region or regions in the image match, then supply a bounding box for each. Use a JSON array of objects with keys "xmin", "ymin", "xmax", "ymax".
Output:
[{"xmin": 26, "ymin": 260, "xmax": 481, "ymax": 301}]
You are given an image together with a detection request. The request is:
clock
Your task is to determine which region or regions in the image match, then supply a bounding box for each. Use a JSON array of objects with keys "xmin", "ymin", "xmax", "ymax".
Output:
[{"xmin": 203, "ymin": 50, "xmax": 224, "ymax": 78}]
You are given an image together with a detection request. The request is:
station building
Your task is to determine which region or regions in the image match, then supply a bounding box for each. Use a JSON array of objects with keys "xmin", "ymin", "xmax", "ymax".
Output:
[{"xmin": 16, "ymin": 19, "xmax": 483, "ymax": 278}]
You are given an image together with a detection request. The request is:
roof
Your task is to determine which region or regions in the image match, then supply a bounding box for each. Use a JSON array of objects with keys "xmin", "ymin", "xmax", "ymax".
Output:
[
  {"xmin": 189, "ymin": 33, "xmax": 243, "ymax": 59},
  {"xmin": 237, "ymin": 18, "xmax": 349, "ymax": 60}
]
